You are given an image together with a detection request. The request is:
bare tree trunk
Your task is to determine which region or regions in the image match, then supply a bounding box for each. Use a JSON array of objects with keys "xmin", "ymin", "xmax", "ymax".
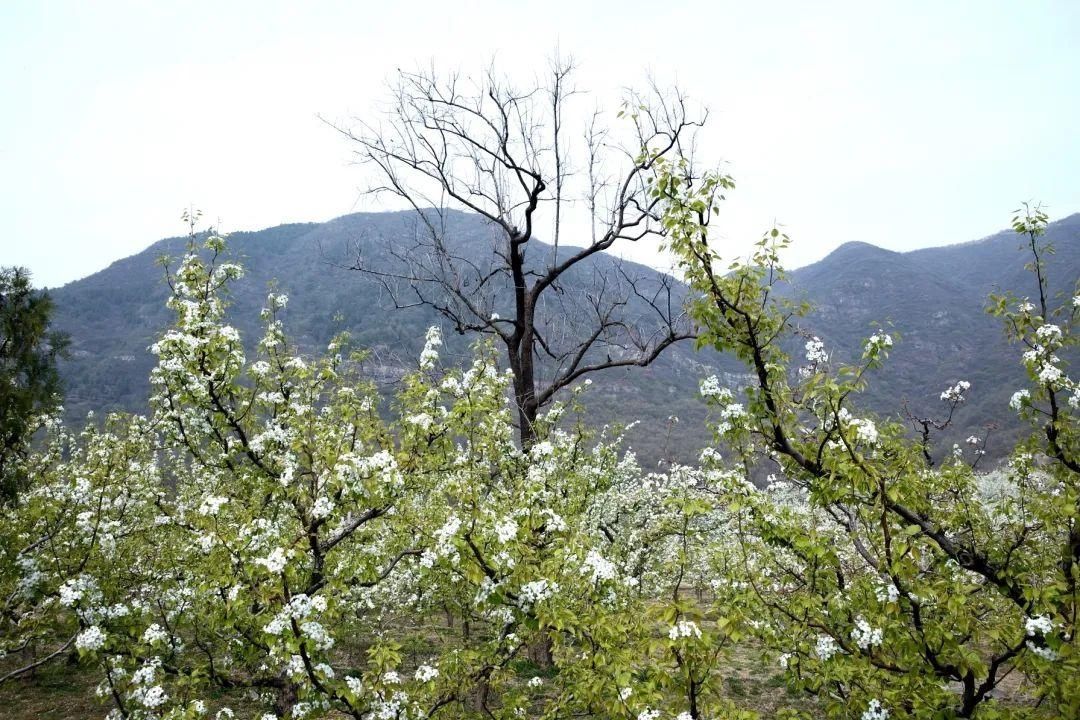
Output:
[
  {"xmin": 274, "ymin": 677, "xmax": 299, "ymax": 717},
  {"xmin": 337, "ymin": 60, "xmax": 705, "ymax": 442}
]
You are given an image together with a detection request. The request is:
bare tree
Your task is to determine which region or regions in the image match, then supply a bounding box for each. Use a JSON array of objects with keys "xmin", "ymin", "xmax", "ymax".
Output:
[{"xmin": 335, "ymin": 58, "xmax": 714, "ymax": 447}]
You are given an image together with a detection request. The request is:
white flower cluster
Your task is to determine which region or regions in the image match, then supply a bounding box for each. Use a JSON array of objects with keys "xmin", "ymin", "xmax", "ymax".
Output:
[
  {"xmin": 311, "ymin": 496, "xmax": 334, "ymax": 520},
  {"xmin": 861, "ymin": 698, "xmax": 889, "ymax": 720},
  {"xmin": 414, "ymin": 664, "xmax": 439, "ymax": 682},
  {"xmin": 255, "ymin": 547, "xmax": 290, "ymax": 574},
  {"xmin": 815, "ymin": 634, "xmax": 839, "ymax": 661},
  {"xmin": 1025, "ymin": 614, "xmax": 1053, "ymax": 636},
  {"xmin": 128, "ymin": 658, "xmax": 168, "ymax": 709},
  {"xmin": 699, "ymin": 375, "xmax": 731, "ymax": 401},
  {"xmin": 419, "ymin": 326, "xmax": 442, "ymax": 371},
  {"xmin": 495, "ymin": 517, "xmax": 519, "ymax": 544},
  {"xmin": 851, "ymin": 417, "xmax": 879, "ymax": 445},
  {"xmin": 541, "ymin": 508, "xmax": 567, "ymax": 533},
  {"xmin": 354, "ymin": 450, "xmax": 403, "ymax": 488},
  {"xmin": 264, "ymin": 593, "xmax": 328, "ymax": 637},
  {"xmin": 421, "ymin": 514, "xmax": 461, "ymax": 567},
  {"xmin": 701, "ymin": 377, "xmax": 747, "ymax": 435},
  {"xmin": 76, "ymin": 625, "xmax": 107, "ymax": 651},
  {"xmin": 1035, "ymin": 323, "xmax": 1062, "ymax": 344},
  {"xmin": 836, "ymin": 408, "xmax": 879, "ymax": 446},
  {"xmin": 940, "ymin": 380, "xmax": 970, "ymax": 403},
  {"xmin": 519, "ymin": 579, "xmax": 558, "ymax": 607},
  {"xmin": 1027, "ymin": 641, "xmax": 1059, "ymax": 661},
  {"xmin": 1021, "ymin": 326, "xmax": 1070, "ymax": 388},
  {"xmin": 141, "ymin": 623, "xmax": 169, "ymax": 645},
  {"xmin": 850, "ymin": 616, "xmax": 883, "ymax": 649},
  {"xmin": 1009, "ymin": 389, "xmax": 1030, "ymax": 411},
  {"xmin": 198, "ymin": 494, "xmax": 229, "ymax": 516},
  {"xmin": 59, "ymin": 575, "xmax": 98, "ymax": 607},
  {"xmin": 580, "ymin": 550, "xmax": 617, "ymax": 583},
  {"xmin": 1037, "ymin": 363, "xmax": 1063, "ymax": 385},
  {"xmin": 805, "ymin": 336, "xmax": 828, "ymax": 364},
  {"xmin": 864, "ymin": 331, "xmax": 893, "ymax": 355},
  {"xmin": 874, "ymin": 580, "xmax": 899, "ymax": 604},
  {"xmin": 531, "ymin": 441, "xmax": 555, "ymax": 459},
  {"xmin": 668, "ymin": 619, "xmax": 702, "ymax": 640},
  {"xmin": 405, "ymin": 413, "xmax": 435, "ymax": 431}
]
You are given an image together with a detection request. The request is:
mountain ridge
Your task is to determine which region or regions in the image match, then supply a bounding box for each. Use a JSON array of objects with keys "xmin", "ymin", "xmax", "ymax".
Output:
[{"xmin": 48, "ymin": 209, "xmax": 1079, "ymax": 467}]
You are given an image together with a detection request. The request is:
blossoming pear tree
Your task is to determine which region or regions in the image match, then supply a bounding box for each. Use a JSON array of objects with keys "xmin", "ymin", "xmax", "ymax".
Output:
[
  {"xmin": 3, "ymin": 196, "xmax": 1076, "ymax": 720},
  {"xmin": 0, "ymin": 413, "xmax": 159, "ymax": 684},
  {"xmin": 0, "ymin": 231, "xmax": 752, "ymax": 720},
  {"xmin": 660, "ymin": 169, "xmax": 1079, "ymax": 719}
]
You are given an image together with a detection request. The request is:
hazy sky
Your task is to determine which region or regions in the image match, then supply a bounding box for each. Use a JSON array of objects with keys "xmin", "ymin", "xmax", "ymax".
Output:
[{"xmin": 2, "ymin": 1, "xmax": 1077, "ymax": 288}]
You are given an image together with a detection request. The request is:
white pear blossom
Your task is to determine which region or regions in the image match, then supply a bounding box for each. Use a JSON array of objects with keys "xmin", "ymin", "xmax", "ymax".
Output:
[
  {"xmin": 198, "ymin": 495, "xmax": 229, "ymax": 516},
  {"xmin": 495, "ymin": 517, "xmax": 518, "ymax": 543},
  {"xmin": 1010, "ymin": 389, "xmax": 1030, "ymax": 410},
  {"xmin": 805, "ymin": 336, "xmax": 828, "ymax": 364},
  {"xmin": 940, "ymin": 380, "xmax": 970, "ymax": 402},
  {"xmin": 581, "ymin": 550, "xmax": 617, "ymax": 582},
  {"xmin": 851, "ymin": 616, "xmax": 883, "ymax": 649},
  {"xmin": 861, "ymin": 699, "xmax": 889, "ymax": 720},
  {"xmin": 76, "ymin": 625, "xmax": 107, "ymax": 651},
  {"xmin": 1026, "ymin": 615, "xmax": 1054, "ymax": 636},
  {"xmin": 256, "ymin": 548, "xmax": 289, "ymax": 574},
  {"xmin": 815, "ymin": 634, "xmax": 839, "ymax": 661},
  {"xmin": 142, "ymin": 624, "xmax": 169, "ymax": 645},
  {"xmin": 419, "ymin": 326, "xmax": 442, "ymax": 370},
  {"xmin": 414, "ymin": 664, "xmax": 439, "ymax": 682},
  {"xmin": 668, "ymin": 619, "xmax": 702, "ymax": 640},
  {"xmin": 864, "ymin": 331, "xmax": 893, "ymax": 355}
]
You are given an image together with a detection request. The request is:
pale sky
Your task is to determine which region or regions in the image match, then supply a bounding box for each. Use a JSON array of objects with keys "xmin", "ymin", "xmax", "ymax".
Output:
[{"xmin": 1, "ymin": 1, "xmax": 1078, "ymax": 288}]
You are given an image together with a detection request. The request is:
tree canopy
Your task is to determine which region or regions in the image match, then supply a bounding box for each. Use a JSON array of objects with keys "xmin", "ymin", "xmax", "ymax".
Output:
[{"xmin": 0, "ymin": 266, "xmax": 68, "ymax": 504}]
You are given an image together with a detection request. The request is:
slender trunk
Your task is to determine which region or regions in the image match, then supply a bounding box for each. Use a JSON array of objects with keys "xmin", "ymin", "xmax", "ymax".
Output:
[
  {"xmin": 528, "ymin": 635, "xmax": 553, "ymax": 666},
  {"xmin": 509, "ymin": 337, "xmax": 538, "ymax": 449},
  {"xmin": 274, "ymin": 677, "xmax": 298, "ymax": 717}
]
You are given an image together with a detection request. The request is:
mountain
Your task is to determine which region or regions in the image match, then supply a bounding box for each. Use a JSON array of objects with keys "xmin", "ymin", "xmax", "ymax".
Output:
[
  {"xmin": 50, "ymin": 211, "xmax": 734, "ymax": 466},
  {"xmin": 785, "ymin": 213, "xmax": 1080, "ymax": 456},
  {"xmin": 49, "ymin": 210, "xmax": 1079, "ymax": 467}
]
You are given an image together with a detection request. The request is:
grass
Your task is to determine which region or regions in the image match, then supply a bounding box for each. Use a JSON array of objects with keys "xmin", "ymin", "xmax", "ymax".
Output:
[
  {"xmin": 0, "ymin": 658, "xmax": 103, "ymax": 720},
  {"xmin": 0, "ymin": 643, "xmax": 810, "ymax": 720},
  {"xmin": 0, "ymin": 632, "xmax": 1040, "ymax": 720}
]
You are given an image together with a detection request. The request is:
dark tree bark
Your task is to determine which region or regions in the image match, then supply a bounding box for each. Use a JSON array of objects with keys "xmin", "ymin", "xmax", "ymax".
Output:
[{"xmin": 334, "ymin": 58, "xmax": 711, "ymax": 448}]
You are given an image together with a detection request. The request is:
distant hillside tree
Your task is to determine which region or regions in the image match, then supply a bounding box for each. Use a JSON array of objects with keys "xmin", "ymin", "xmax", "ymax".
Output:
[
  {"xmin": 0, "ymin": 267, "xmax": 69, "ymax": 503},
  {"xmin": 338, "ymin": 59, "xmax": 731, "ymax": 447}
]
